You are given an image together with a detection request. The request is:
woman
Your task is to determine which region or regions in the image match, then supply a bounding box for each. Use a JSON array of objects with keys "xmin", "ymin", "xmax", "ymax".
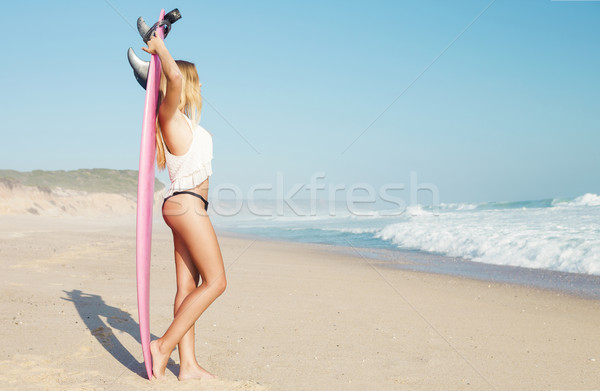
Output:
[{"xmin": 142, "ymin": 31, "xmax": 226, "ymax": 380}]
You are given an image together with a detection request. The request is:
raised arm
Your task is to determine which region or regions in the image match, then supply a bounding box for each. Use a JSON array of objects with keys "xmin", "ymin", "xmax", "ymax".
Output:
[{"xmin": 142, "ymin": 32, "xmax": 182, "ymax": 124}]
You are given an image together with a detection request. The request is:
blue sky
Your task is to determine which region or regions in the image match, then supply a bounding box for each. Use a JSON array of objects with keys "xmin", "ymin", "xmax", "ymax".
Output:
[{"xmin": 2, "ymin": 0, "xmax": 599, "ymax": 203}]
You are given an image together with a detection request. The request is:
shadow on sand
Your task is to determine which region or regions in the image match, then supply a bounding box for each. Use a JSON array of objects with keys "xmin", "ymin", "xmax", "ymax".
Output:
[{"xmin": 62, "ymin": 289, "xmax": 177, "ymax": 379}]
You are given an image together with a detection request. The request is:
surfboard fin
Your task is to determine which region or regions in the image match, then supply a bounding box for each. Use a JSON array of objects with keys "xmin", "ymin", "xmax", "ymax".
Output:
[
  {"xmin": 128, "ymin": 9, "xmax": 181, "ymax": 89},
  {"xmin": 137, "ymin": 9, "xmax": 182, "ymax": 43},
  {"xmin": 127, "ymin": 48, "xmax": 150, "ymax": 89},
  {"xmin": 165, "ymin": 9, "xmax": 182, "ymax": 24},
  {"xmin": 137, "ymin": 17, "xmax": 151, "ymax": 42}
]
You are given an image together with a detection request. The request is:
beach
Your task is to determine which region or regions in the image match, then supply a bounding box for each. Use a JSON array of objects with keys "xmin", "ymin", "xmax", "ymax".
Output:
[
  {"xmin": 1, "ymin": 215, "xmax": 599, "ymax": 390},
  {"xmin": 4, "ymin": 0, "xmax": 600, "ymax": 387}
]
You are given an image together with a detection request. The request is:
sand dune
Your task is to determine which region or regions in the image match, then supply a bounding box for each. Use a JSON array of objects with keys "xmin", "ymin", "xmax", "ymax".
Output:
[
  {"xmin": 0, "ymin": 170, "xmax": 164, "ymax": 217},
  {"xmin": 0, "ymin": 180, "xmax": 163, "ymax": 217}
]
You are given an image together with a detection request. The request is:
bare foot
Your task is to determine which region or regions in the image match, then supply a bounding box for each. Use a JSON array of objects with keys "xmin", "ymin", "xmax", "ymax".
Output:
[
  {"xmin": 178, "ymin": 362, "xmax": 218, "ymax": 381},
  {"xmin": 150, "ymin": 339, "xmax": 170, "ymax": 380}
]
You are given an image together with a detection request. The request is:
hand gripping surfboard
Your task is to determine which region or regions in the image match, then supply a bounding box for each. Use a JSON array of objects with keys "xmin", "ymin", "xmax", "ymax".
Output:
[{"xmin": 127, "ymin": 8, "xmax": 181, "ymax": 380}]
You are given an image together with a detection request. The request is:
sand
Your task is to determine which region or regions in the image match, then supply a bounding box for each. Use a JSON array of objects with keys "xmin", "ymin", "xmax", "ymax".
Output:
[
  {"xmin": 0, "ymin": 180, "xmax": 164, "ymax": 217},
  {"xmin": 0, "ymin": 214, "xmax": 599, "ymax": 391}
]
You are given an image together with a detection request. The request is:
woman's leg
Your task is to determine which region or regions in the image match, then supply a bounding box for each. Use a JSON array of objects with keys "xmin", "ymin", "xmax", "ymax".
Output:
[
  {"xmin": 172, "ymin": 232, "xmax": 199, "ymax": 369},
  {"xmin": 152, "ymin": 195, "xmax": 226, "ymax": 379},
  {"xmin": 172, "ymin": 231, "xmax": 218, "ymax": 380}
]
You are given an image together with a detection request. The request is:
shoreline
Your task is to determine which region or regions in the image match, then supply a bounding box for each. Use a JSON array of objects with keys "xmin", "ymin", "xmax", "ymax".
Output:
[
  {"xmin": 216, "ymin": 227, "xmax": 600, "ymax": 301},
  {"xmin": 3, "ymin": 214, "xmax": 599, "ymax": 301}
]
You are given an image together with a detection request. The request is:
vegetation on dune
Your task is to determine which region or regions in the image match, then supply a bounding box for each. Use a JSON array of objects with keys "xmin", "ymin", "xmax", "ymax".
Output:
[{"xmin": 0, "ymin": 169, "xmax": 165, "ymax": 195}]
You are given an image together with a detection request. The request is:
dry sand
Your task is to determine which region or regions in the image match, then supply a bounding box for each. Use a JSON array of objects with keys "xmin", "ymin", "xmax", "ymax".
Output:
[{"xmin": 0, "ymin": 215, "xmax": 599, "ymax": 391}]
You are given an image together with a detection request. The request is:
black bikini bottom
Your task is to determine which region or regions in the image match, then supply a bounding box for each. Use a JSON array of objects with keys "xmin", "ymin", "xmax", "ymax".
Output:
[{"xmin": 163, "ymin": 191, "xmax": 209, "ymax": 211}]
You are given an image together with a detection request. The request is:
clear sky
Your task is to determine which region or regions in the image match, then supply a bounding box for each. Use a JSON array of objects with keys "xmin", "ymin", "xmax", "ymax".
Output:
[{"xmin": 2, "ymin": 0, "xmax": 599, "ymax": 203}]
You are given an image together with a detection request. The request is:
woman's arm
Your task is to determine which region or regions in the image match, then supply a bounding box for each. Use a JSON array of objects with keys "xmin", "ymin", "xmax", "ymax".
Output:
[{"xmin": 142, "ymin": 32, "xmax": 182, "ymax": 123}]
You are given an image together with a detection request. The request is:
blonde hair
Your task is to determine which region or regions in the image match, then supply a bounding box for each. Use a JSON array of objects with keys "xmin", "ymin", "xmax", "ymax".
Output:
[{"xmin": 156, "ymin": 60, "xmax": 203, "ymax": 170}]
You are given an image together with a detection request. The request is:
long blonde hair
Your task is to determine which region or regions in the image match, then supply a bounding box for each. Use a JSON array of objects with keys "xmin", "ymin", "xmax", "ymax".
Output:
[{"xmin": 156, "ymin": 60, "xmax": 202, "ymax": 170}]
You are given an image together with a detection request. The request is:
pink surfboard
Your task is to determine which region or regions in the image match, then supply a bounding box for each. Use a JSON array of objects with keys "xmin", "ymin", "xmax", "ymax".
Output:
[{"xmin": 136, "ymin": 8, "xmax": 166, "ymax": 380}]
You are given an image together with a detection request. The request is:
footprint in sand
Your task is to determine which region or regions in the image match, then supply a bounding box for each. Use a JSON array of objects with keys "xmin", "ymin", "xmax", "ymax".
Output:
[{"xmin": 91, "ymin": 326, "xmax": 114, "ymax": 347}]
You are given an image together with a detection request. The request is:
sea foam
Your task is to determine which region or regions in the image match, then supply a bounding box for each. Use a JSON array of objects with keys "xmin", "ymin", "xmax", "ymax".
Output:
[{"xmin": 217, "ymin": 194, "xmax": 600, "ymax": 275}]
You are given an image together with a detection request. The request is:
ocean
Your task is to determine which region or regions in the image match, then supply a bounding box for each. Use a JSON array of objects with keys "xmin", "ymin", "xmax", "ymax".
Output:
[{"xmin": 212, "ymin": 193, "xmax": 600, "ymax": 298}]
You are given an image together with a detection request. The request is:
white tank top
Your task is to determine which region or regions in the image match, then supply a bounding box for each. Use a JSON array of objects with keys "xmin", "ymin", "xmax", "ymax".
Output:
[{"xmin": 163, "ymin": 113, "xmax": 213, "ymax": 198}]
